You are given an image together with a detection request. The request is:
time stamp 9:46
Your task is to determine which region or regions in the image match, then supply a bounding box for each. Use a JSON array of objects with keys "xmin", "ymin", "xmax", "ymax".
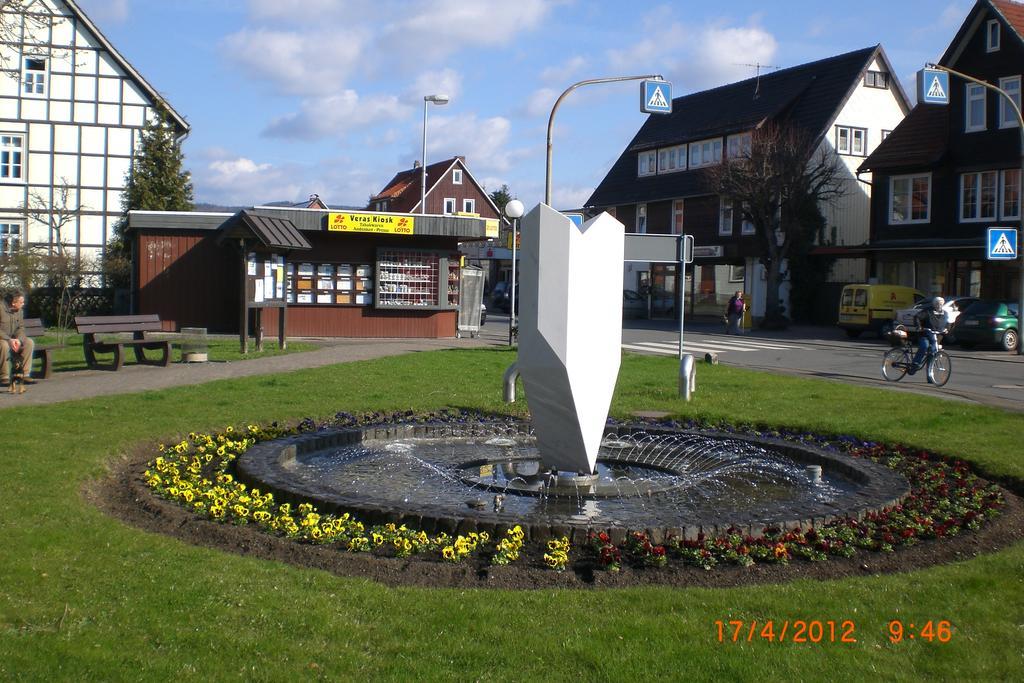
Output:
[{"xmin": 714, "ymin": 619, "xmax": 953, "ymax": 644}]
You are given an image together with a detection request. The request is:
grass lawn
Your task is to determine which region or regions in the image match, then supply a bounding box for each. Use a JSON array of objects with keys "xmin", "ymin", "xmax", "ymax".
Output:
[
  {"xmin": 1, "ymin": 348, "xmax": 1022, "ymax": 680},
  {"xmin": 33, "ymin": 330, "xmax": 318, "ymax": 373}
]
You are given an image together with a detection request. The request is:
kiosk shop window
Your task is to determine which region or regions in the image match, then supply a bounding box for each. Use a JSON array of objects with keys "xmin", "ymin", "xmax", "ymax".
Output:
[
  {"xmin": 375, "ymin": 248, "xmax": 460, "ymax": 310},
  {"xmin": 289, "ymin": 261, "xmax": 373, "ymax": 305}
]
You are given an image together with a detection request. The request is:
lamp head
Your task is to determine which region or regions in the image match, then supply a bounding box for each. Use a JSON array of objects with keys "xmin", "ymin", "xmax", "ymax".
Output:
[
  {"xmin": 504, "ymin": 199, "xmax": 525, "ymax": 219},
  {"xmin": 424, "ymin": 94, "xmax": 449, "ymax": 105}
]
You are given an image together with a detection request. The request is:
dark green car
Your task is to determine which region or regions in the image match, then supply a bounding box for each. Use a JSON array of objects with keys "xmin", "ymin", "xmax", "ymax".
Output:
[{"xmin": 953, "ymin": 300, "xmax": 1019, "ymax": 351}]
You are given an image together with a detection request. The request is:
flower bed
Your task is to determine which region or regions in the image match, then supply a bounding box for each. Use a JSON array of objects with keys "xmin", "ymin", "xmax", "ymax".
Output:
[{"xmin": 143, "ymin": 411, "xmax": 1005, "ymax": 574}]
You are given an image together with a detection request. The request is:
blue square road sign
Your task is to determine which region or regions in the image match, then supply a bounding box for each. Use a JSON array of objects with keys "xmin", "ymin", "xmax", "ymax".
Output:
[
  {"xmin": 987, "ymin": 227, "xmax": 1018, "ymax": 260},
  {"xmin": 917, "ymin": 68, "xmax": 950, "ymax": 105},
  {"xmin": 641, "ymin": 80, "xmax": 672, "ymax": 114}
]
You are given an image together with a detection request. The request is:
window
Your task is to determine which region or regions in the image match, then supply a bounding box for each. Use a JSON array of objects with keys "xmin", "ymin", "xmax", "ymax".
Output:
[
  {"xmin": 443, "ymin": 198, "xmax": 456, "ymax": 214},
  {"xmin": 727, "ymin": 132, "xmax": 752, "ymax": 159},
  {"xmin": 657, "ymin": 144, "xmax": 686, "ymax": 173},
  {"xmin": 672, "ymin": 200, "xmax": 684, "ymax": 235},
  {"xmin": 0, "ymin": 134, "xmax": 24, "ymax": 180},
  {"xmin": 999, "ymin": 76, "xmax": 1021, "ymax": 128},
  {"xmin": 987, "ymin": 19, "xmax": 1000, "ymax": 52},
  {"xmin": 960, "ymin": 171, "xmax": 998, "ymax": 221},
  {"xmin": 835, "ymin": 126, "xmax": 867, "ymax": 155},
  {"xmin": 890, "ymin": 173, "xmax": 931, "ymax": 224},
  {"xmin": 689, "ymin": 137, "xmax": 722, "ymax": 168},
  {"xmin": 0, "ymin": 222, "xmax": 21, "ymax": 255},
  {"xmin": 881, "ymin": 129, "xmax": 892, "ymax": 141},
  {"xmin": 638, "ymin": 151, "xmax": 657, "ymax": 177},
  {"xmin": 1002, "ymin": 169, "xmax": 1021, "ymax": 219},
  {"xmin": 966, "ymin": 83, "xmax": 986, "ymax": 132},
  {"xmin": 452, "ymin": 169, "xmax": 463, "ymax": 184},
  {"xmin": 864, "ymin": 71, "xmax": 888, "ymax": 89},
  {"xmin": 635, "ymin": 204, "xmax": 646, "ymax": 233},
  {"xmin": 462, "ymin": 198, "xmax": 475, "ymax": 213},
  {"xmin": 719, "ymin": 199, "xmax": 734, "ymax": 236},
  {"xmin": 740, "ymin": 202, "xmax": 755, "ymax": 235},
  {"xmin": 22, "ymin": 57, "xmax": 45, "ymax": 96}
]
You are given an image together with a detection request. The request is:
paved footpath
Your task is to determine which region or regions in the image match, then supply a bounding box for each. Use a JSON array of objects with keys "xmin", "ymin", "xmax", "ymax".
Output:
[{"xmin": 0, "ymin": 335, "xmax": 500, "ymax": 409}]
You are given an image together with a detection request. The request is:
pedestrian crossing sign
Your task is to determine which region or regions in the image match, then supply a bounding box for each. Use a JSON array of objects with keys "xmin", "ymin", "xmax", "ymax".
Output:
[
  {"xmin": 641, "ymin": 80, "xmax": 672, "ymax": 114},
  {"xmin": 917, "ymin": 68, "xmax": 949, "ymax": 105},
  {"xmin": 987, "ymin": 227, "xmax": 1018, "ymax": 260}
]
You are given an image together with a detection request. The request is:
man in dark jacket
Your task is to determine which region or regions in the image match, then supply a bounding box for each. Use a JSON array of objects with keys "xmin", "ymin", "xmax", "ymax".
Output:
[{"xmin": 0, "ymin": 290, "xmax": 35, "ymax": 386}]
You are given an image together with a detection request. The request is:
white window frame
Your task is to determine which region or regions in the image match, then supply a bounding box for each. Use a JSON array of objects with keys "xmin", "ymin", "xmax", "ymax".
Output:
[
  {"xmin": 443, "ymin": 197, "xmax": 456, "ymax": 214},
  {"xmin": 889, "ymin": 173, "xmax": 931, "ymax": 225},
  {"xmin": 966, "ymin": 83, "xmax": 987, "ymax": 132},
  {"xmin": 0, "ymin": 221, "xmax": 22, "ymax": 256},
  {"xmin": 21, "ymin": 56, "xmax": 46, "ymax": 97},
  {"xmin": 1001, "ymin": 168, "xmax": 1021, "ymax": 220},
  {"xmin": 462, "ymin": 198, "xmax": 475, "ymax": 213},
  {"xmin": 638, "ymin": 151, "xmax": 657, "ymax": 177},
  {"xmin": 689, "ymin": 137, "xmax": 723, "ymax": 168},
  {"xmin": 0, "ymin": 133, "xmax": 25, "ymax": 182},
  {"xmin": 959, "ymin": 171, "xmax": 999, "ymax": 222},
  {"xmin": 835, "ymin": 126, "xmax": 867, "ymax": 156},
  {"xmin": 719, "ymin": 198, "xmax": 734, "ymax": 236},
  {"xmin": 987, "ymin": 19, "xmax": 1000, "ymax": 52},
  {"xmin": 881, "ymin": 129, "xmax": 892, "ymax": 141},
  {"xmin": 727, "ymin": 132, "xmax": 752, "ymax": 159},
  {"xmin": 672, "ymin": 200, "xmax": 684, "ymax": 235},
  {"xmin": 999, "ymin": 76, "xmax": 1021, "ymax": 128},
  {"xmin": 635, "ymin": 204, "xmax": 646, "ymax": 234},
  {"xmin": 657, "ymin": 144, "xmax": 686, "ymax": 173},
  {"xmin": 452, "ymin": 169, "xmax": 463, "ymax": 184}
]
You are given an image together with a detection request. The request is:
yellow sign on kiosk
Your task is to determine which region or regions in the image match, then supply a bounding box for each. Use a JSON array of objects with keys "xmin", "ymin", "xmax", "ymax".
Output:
[{"xmin": 328, "ymin": 212, "xmax": 415, "ymax": 235}]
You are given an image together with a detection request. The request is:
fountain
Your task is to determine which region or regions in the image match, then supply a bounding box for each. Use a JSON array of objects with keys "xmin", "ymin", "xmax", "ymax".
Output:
[{"xmin": 234, "ymin": 205, "xmax": 910, "ymax": 541}]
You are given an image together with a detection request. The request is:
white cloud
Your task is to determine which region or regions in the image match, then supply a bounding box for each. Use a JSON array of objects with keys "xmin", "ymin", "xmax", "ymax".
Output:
[
  {"xmin": 524, "ymin": 87, "xmax": 559, "ymax": 118},
  {"xmin": 390, "ymin": 0, "xmax": 551, "ymax": 58},
  {"xmin": 424, "ymin": 113, "xmax": 514, "ymax": 172},
  {"xmin": 263, "ymin": 91, "xmax": 410, "ymax": 140},
  {"xmin": 220, "ymin": 28, "xmax": 365, "ymax": 95},
  {"xmin": 194, "ymin": 151, "xmax": 305, "ymax": 206},
  {"xmin": 407, "ymin": 68, "xmax": 463, "ymax": 103},
  {"xmin": 553, "ymin": 185, "xmax": 594, "ymax": 211},
  {"xmin": 694, "ymin": 25, "xmax": 778, "ymax": 87},
  {"xmin": 540, "ymin": 55, "xmax": 588, "ymax": 84}
]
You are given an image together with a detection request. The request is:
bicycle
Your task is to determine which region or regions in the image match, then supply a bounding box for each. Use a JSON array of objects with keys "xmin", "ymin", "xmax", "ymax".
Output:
[{"xmin": 881, "ymin": 325, "xmax": 952, "ymax": 387}]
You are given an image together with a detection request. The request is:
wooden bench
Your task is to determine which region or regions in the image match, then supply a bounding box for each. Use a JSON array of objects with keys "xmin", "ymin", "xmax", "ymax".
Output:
[
  {"xmin": 74, "ymin": 314, "xmax": 172, "ymax": 370},
  {"xmin": 23, "ymin": 318, "xmax": 62, "ymax": 379}
]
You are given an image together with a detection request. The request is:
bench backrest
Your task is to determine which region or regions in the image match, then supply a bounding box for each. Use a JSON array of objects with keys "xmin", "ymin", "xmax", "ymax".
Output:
[
  {"xmin": 24, "ymin": 318, "xmax": 46, "ymax": 337},
  {"xmin": 74, "ymin": 314, "xmax": 163, "ymax": 335}
]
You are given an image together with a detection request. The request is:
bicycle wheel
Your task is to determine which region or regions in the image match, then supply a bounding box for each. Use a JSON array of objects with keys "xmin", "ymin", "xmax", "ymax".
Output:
[
  {"xmin": 928, "ymin": 351, "xmax": 952, "ymax": 387},
  {"xmin": 882, "ymin": 348, "xmax": 909, "ymax": 381}
]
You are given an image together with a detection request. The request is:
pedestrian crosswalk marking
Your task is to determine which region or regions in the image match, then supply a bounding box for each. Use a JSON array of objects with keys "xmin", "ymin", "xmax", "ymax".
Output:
[
  {"xmin": 926, "ymin": 75, "xmax": 946, "ymax": 100},
  {"xmin": 647, "ymin": 85, "xmax": 669, "ymax": 109},
  {"xmin": 622, "ymin": 337, "xmax": 805, "ymax": 357},
  {"xmin": 992, "ymin": 232, "xmax": 1015, "ymax": 254}
]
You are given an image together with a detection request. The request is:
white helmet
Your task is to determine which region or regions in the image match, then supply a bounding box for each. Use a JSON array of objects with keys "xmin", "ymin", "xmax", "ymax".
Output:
[{"xmin": 933, "ymin": 297, "xmax": 945, "ymax": 311}]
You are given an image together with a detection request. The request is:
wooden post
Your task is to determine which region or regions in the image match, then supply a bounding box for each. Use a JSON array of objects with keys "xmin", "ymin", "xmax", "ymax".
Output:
[
  {"xmin": 255, "ymin": 308, "xmax": 264, "ymax": 352},
  {"xmin": 239, "ymin": 239, "xmax": 248, "ymax": 354},
  {"xmin": 279, "ymin": 302, "xmax": 287, "ymax": 350}
]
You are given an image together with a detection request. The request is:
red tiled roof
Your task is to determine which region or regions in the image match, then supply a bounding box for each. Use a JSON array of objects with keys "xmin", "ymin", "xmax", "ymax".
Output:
[
  {"xmin": 369, "ymin": 157, "xmax": 460, "ymax": 211},
  {"xmin": 992, "ymin": 0, "xmax": 1024, "ymax": 38}
]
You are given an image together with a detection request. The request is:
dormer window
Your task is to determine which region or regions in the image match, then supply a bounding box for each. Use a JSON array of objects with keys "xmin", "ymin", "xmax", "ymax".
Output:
[
  {"xmin": 987, "ymin": 19, "xmax": 1000, "ymax": 52},
  {"xmin": 864, "ymin": 71, "xmax": 888, "ymax": 89},
  {"xmin": 22, "ymin": 57, "xmax": 46, "ymax": 96},
  {"xmin": 452, "ymin": 169, "xmax": 462, "ymax": 184}
]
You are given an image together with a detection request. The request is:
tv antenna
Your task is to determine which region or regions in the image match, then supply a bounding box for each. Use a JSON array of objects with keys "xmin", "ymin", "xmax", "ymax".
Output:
[{"xmin": 736, "ymin": 62, "xmax": 781, "ymax": 99}]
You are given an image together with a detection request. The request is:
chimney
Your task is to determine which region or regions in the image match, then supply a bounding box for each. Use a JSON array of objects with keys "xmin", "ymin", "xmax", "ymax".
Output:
[{"xmin": 413, "ymin": 160, "xmax": 422, "ymax": 168}]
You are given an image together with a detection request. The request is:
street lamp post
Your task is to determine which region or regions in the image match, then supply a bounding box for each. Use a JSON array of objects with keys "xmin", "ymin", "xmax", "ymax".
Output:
[
  {"xmin": 421, "ymin": 94, "xmax": 449, "ymax": 214},
  {"xmin": 504, "ymin": 199, "xmax": 525, "ymax": 346},
  {"xmin": 545, "ymin": 75, "xmax": 662, "ymax": 206},
  {"xmin": 927, "ymin": 63, "xmax": 1024, "ymax": 354}
]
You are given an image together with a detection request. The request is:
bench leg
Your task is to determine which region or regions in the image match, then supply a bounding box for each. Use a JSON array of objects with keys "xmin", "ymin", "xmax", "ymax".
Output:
[
  {"xmin": 83, "ymin": 336, "xmax": 99, "ymax": 369},
  {"xmin": 134, "ymin": 341, "xmax": 172, "ymax": 366},
  {"xmin": 35, "ymin": 349, "xmax": 52, "ymax": 379},
  {"xmin": 112, "ymin": 344, "xmax": 124, "ymax": 370}
]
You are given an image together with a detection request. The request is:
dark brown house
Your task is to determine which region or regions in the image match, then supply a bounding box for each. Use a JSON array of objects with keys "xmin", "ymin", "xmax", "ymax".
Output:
[
  {"xmin": 368, "ymin": 156, "xmax": 503, "ymax": 219},
  {"xmin": 859, "ymin": 0, "xmax": 1024, "ymax": 300}
]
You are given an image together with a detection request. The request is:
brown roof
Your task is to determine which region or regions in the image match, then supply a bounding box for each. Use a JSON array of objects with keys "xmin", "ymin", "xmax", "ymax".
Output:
[
  {"xmin": 217, "ymin": 210, "xmax": 312, "ymax": 250},
  {"xmin": 992, "ymin": 0, "xmax": 1024, "ymax": 37},
  {"xmin": 370, "ymin": 157, "xmax": 462, "ymax": 212},
  {"xmin": 858, "ymin": 105, "xmax": 949, "ymax": 172}
]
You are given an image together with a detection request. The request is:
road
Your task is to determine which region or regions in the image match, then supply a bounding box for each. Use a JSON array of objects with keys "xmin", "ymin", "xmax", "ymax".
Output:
[{"xmin": 477, "ymin": 313, "xmax": 1023, "ymax": 412}]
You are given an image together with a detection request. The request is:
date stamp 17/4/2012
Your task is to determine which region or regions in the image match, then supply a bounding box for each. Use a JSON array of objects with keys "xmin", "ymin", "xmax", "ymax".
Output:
[{"xmin": 714, "ymin": 620, "xmax": 954, "ymax": 644}]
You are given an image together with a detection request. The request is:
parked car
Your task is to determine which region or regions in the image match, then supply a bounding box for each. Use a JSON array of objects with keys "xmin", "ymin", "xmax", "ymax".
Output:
[
  {"xmin": 953, "ymin": 300, "xmax": 1019, "ymax": 351},
  {"xmin": 838, "ymin": 284, "xmax": 925, "ymax": 338},
  {"xmin": 490, "ymin": 281, "xmax": 514, "ymax": 313},
  {"xmin": 889, "ymin": 296, "xmax": 979, "ymax": 341},
  {"xmin": 623, "ymin": 289, "xmax": 646, "ymax": 318}
]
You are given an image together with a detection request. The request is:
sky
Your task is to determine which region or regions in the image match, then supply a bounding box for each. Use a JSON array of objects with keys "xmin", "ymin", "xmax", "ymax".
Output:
[{"xmin": 74, "ymin": 0, "xmax": 976, "ymax": 210}]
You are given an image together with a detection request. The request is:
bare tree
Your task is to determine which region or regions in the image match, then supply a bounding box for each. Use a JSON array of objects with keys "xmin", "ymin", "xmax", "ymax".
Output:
[
  {"xmin": 706, "ymin": 123, "xmax": 846, "ymax": 327},
  {"xmin": 23, "ymin": 181, "xmax": 92, "ymax": 340},
  {"xmin": 0, "ymin": 1, "xmax": 73, "ymax": 77}
]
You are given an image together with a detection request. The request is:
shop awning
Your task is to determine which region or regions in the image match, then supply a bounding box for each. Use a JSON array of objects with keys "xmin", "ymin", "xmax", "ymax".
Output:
[{"xmin": 218, "ymin": 210, "xmax": 312, "ymax": 250}]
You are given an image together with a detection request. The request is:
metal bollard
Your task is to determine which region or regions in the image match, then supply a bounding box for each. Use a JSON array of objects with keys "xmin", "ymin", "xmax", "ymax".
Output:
[
  {"xmin": 679, "ymin": 353, "xmax": 696, "ymax": 400},
  {"xmin": 503, "ymin": 362, "xmax": 520, "ymax": 403}
]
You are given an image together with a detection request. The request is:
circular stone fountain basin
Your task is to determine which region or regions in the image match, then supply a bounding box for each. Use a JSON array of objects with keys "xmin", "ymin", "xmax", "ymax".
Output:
[{"xmin": 235, "ymin": 423, "xmax": 909, "ymax": 542}]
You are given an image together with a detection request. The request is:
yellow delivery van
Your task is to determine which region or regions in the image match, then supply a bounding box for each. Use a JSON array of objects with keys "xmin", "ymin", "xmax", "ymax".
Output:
[{"xmin": 838, "ymin": 284, "xmax": 926, "ymax": 338}]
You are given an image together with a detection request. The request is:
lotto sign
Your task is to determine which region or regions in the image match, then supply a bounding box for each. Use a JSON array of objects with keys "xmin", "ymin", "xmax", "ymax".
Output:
[
  {"xmin": 641, "ymin": 80, "xmax": 672, "ymax": 114},
  {"xmin": 327, "ymin": 212, "xmax": 415, "ymax": 235},
  {"xmin": 987, "ymin": 228, "xmax": 1018, "ymax": 260},
  {"xmin": 917, "ymin": 68, "xmax": 949, "ymax": 105}
]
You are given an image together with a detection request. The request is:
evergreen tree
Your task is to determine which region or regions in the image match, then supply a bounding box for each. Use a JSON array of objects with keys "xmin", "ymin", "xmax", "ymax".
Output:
[{"xmin": 104, "ymin": 104, "xmax": 193, "ymax": 286}]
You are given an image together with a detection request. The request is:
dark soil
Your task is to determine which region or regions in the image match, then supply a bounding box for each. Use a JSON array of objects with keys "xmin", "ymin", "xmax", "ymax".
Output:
[{"xmin": 84, "ymin": 442, "xmax": 1024, "ymax": 590}]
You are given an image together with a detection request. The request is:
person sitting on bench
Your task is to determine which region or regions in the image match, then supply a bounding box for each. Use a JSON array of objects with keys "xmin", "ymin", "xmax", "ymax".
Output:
[{"xmin": 0, "ymin": 290, "xmax": 35, "ymax": 386}]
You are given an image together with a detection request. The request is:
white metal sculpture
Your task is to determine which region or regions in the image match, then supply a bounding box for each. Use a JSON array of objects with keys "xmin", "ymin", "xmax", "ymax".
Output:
[{"xmin": 516, "ymin": 204, "xmax": 624, "ymax": 473}]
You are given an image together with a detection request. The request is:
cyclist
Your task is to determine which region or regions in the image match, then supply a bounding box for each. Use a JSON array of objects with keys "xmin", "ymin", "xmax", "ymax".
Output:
[{"xmin": 909, "ymin": 297, "xmax": 949, "ymax": 379}]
